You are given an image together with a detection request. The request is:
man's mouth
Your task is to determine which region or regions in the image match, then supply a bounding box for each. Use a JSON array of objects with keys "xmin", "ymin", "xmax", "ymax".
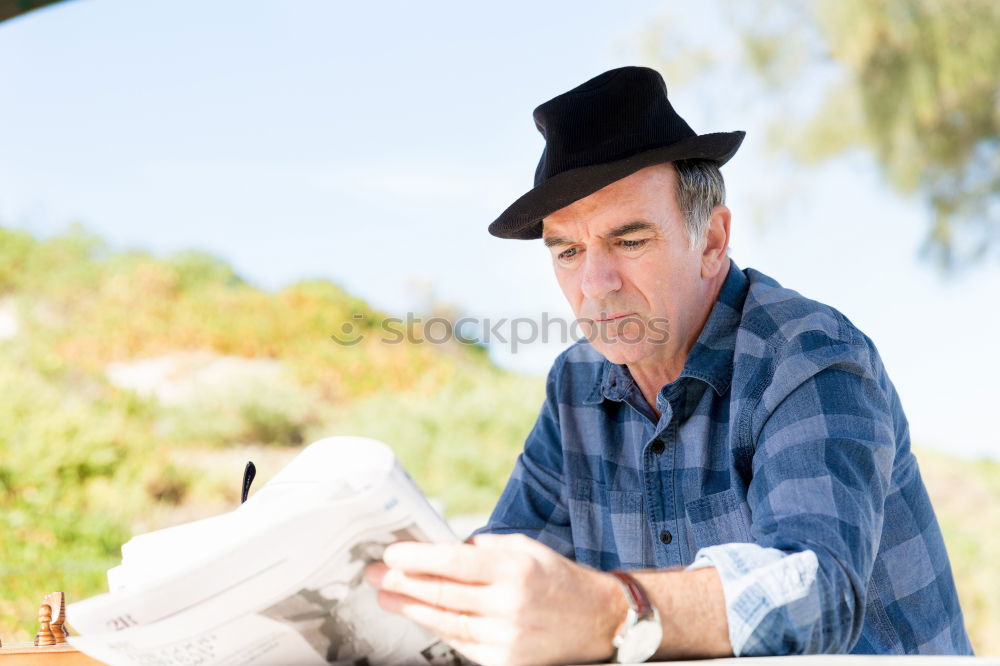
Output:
[{"xmin": 595, "ymin": 312, "xmax": 635, "ymax": 322}]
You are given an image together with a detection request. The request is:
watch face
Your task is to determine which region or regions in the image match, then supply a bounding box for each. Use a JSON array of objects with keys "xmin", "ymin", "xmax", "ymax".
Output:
[{"xmin": 616, "ymin": 616, "xmax": 662, "ymax": 664}]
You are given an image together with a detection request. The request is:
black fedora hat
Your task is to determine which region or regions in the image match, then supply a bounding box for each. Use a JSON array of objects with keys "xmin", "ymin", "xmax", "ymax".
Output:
[{"xmin": 488, "ymin": 66, "xmax": 745, "ymax": 240}]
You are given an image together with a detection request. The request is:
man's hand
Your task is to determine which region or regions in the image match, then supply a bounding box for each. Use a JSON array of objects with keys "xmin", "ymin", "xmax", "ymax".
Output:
[{"xmin": 364, "ymin": 533, "xmax": 626, "ymax": 666}]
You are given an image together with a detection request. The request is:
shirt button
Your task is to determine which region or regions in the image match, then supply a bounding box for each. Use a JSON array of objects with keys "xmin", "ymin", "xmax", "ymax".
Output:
[
  {"xmin": 650, "ymin": 440, "xmax": 665, "ymax": 455},
  {"xmin": 659, "ymin": 530, "xmax": 673, "ymax": 545}
]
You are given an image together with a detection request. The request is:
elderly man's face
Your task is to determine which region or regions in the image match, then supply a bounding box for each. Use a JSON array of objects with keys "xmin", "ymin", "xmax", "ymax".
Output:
[{"xmin": 542, "ymin": 163, "xmax": 714, "ymax": 368}]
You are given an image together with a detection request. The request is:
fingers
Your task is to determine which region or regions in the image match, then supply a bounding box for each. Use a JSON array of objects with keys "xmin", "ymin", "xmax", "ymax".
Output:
[
  {"xmin": 382, "ymin": 541, "xmax": 505, "ymax": 583},
  {"xmin": 470, "ymin": 531, "xmax": 551, "ymax": 556},
  {"xmin": 365, "ymin": 561, "xmax": 489, "ymax": 613},
  {"xmin": 367, "ymin": 536, "xmax": 580, "ymax": 666},
  {"xmin": 376, "ymin": 590, "xmax": 513, "ymax": 646}
]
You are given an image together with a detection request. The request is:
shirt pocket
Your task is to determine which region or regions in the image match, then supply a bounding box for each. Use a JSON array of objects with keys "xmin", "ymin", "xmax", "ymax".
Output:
[
  {"xmin": 569, "ymin": 479, "xmax": 649, "ymax": 570},
  {"xmin": 607, "ymin": 489, "xmax": 649, "ymax": 569},
  {"xmin": 685, "ymin": 488, "xmax": 753, "ymax": 552}
]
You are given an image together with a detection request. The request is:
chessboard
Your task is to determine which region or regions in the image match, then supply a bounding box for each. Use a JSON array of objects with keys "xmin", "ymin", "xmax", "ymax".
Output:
[{"xmin": 0, "ymin": 643, "xmax": 102, "ymax": 665}]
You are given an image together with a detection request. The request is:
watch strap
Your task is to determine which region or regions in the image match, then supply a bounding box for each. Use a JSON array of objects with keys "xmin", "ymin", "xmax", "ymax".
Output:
[{"xmin": 611, "ymin": 571, "xmax": 654, "ymax": 619}]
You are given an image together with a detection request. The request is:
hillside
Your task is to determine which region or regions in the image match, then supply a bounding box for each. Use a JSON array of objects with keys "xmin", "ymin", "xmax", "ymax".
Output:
[
  {"xmin": 0, "ymin": 225, "xmax": 543, "ymax": 640},
  {"xmin": 0, "ymin": 225, "xmax": 996, "ymax": 653}
]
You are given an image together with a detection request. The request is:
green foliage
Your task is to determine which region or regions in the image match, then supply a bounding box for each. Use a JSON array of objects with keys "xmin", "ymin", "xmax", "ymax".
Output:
[
  {"xmin": 167, "ymin": 250, "xmax": 246, "ymax": 292},
  {"xmin": 649, "ymin": 0, "xmax": 1000, "ymax": 271},
  {"xmin": 0, "ymin": 345, "xmax": 171, "ymax": 640},
  {"xmin": 802, "ymin": 0, "xmax": 1000, "ymax": 269},
  {"xmin": 156, "ymin": 364, "xmax": 327, "ymax": 448},
  {"xmin": 323, "ymin": 369, "xmax": 543, "ymax": 514},
  {"xmin": 0, "ymin": 224, "xmax": 539, "ymax": 640}
]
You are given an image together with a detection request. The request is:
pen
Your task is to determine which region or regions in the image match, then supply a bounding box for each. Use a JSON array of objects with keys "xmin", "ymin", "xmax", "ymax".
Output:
[{"xmin": 241, "ymin": 461, "xmax": 256, "ymax": 504}]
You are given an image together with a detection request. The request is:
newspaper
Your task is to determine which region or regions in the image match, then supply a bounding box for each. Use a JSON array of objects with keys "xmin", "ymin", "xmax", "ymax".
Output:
[{"xmin": 67, "ymin": 436, "xmax": 471, "ymax": 666}]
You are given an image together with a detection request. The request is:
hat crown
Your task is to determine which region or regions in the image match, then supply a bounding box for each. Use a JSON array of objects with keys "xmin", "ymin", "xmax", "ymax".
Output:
[
  {"xmin": 487, "ymin": 66, "xmax": 744, "ymax": 240},
  {"xmin": 531, "ymin": 66, "xmax": 696, "ymax": 187}
]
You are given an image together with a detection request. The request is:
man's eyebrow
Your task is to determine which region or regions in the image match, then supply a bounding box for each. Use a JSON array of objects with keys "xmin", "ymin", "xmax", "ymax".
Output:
[
  {"xmin": 605, "ymin": 220, "xmax": 657, "ymax": 239},
  {"xmin": 543, "ymin": 235, "xmax": 573, "ymax": 248},
  {"xmin": 542, "ymin": 221, "xmax": 657, "ymax": 248}
]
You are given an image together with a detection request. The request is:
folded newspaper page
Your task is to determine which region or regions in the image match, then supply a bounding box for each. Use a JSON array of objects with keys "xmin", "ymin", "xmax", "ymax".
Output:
[{"xmin": 67, "ymin": 436, "xmax": 472, "ymax": 666}]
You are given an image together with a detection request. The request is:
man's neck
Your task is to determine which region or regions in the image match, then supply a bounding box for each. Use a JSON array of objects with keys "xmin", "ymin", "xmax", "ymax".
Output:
[{"xmin": 627, "ymin": 259, "xmax": 730, "ymax": 419}]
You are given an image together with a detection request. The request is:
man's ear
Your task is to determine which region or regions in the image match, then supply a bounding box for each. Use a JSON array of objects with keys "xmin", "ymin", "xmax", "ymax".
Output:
[{"xmin": 701, "ymin": 204, "xmax": 731, "ymax": 279}]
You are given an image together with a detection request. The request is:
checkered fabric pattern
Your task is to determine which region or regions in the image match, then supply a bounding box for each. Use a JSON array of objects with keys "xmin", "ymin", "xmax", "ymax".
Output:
[{"xmin": 479, "ymin": 262, "xmax": 972, "ymax": 656}]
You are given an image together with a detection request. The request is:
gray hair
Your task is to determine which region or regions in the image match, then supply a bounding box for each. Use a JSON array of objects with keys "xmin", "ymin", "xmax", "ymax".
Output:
[{"xmin": 673, "ymin": 159, "xmax": 727, "ymax": 248}]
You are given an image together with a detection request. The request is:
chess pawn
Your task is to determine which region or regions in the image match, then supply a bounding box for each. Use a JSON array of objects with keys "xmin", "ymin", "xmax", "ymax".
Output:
[{"xmin": 36, "ymin": 604, "xmax": 56, "ymax": 647}]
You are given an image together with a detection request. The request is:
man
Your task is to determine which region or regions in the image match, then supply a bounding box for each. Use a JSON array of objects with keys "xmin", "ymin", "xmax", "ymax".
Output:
[{"xmin": 365, "ymin": 67, "xmax": 972, "ymax": 664}]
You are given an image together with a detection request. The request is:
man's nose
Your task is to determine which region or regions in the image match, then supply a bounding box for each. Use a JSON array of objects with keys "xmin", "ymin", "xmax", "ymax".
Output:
[{"xmin": 580, "ymin": 247, "xmax": 622, "ymax": 300}]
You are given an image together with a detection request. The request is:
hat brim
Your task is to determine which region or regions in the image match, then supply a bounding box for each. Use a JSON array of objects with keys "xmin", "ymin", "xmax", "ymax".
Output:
[{"xmin": 488, "ymin": 131, "xmax": 746, "ymax": 240}]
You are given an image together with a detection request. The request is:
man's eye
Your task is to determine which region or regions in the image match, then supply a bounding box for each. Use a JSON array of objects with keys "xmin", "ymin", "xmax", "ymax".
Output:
[
  {"xmin": 558, "ymin": 247, "xmax": 579, "ymax": 260},
  {"xmin": 621, "ymin": 239, "xmax": 649, "ymax": 250}
]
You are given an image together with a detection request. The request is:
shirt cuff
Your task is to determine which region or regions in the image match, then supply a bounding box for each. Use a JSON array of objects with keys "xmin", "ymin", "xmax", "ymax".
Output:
[{"xmin": 686, "ymin": 543, "xmax": 819, "ymax": 656}]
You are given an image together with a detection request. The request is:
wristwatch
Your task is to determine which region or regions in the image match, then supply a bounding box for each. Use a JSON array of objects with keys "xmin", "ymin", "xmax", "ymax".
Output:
[{"xmin": 610, "ymin": 571, "xmax": 662, "ymax": 663}]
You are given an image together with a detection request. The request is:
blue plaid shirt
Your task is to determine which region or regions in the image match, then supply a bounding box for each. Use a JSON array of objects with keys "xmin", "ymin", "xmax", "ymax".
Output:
[{"xmin": 481, "ymin": 261, "xmax": 972, "ymax": 656}]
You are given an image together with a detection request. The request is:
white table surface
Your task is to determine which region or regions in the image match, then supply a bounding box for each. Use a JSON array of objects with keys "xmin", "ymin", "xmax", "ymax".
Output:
[{"xmin": 627, "ymin": 657, "xmax": 1000, "ymax": 665}]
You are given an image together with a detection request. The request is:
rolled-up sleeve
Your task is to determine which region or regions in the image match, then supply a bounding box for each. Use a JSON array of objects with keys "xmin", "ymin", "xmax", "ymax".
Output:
[
  {"xmin": 474, "ymin": 357, "xmax": 574, "ymax": 558},
  {"xmin": 690, "ymin": 330, "xmax": 895, "ymax": 655}
]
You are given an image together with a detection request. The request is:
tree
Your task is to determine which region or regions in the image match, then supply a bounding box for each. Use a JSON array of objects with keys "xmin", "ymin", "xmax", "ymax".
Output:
[{"xmin": 648, "ymin": 0, "xmax": 1000, "ymax": 271}]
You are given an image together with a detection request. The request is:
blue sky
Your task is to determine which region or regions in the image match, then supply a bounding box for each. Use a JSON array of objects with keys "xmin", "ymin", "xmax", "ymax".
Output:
[{"xmin": 2, "ymin": 0, "xmax": 998, "ymax": 459}]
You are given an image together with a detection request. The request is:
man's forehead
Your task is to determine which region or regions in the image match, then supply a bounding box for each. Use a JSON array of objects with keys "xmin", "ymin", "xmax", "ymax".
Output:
[{"xmin": 541, "ymin": 163, "xmax": 677, "ymax": 240}]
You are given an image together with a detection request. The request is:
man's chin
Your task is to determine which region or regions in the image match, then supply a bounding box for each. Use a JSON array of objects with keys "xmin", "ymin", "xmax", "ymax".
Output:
[{"xmin": 587, "ymin": 339, "xmax": 654, "ymax": 366}]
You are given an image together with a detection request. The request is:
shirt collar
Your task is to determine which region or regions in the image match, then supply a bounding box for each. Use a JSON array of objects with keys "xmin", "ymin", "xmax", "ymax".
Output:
[{"xmin": 589, "ymin": 261, "xmax": 748, "ymax": 404}]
